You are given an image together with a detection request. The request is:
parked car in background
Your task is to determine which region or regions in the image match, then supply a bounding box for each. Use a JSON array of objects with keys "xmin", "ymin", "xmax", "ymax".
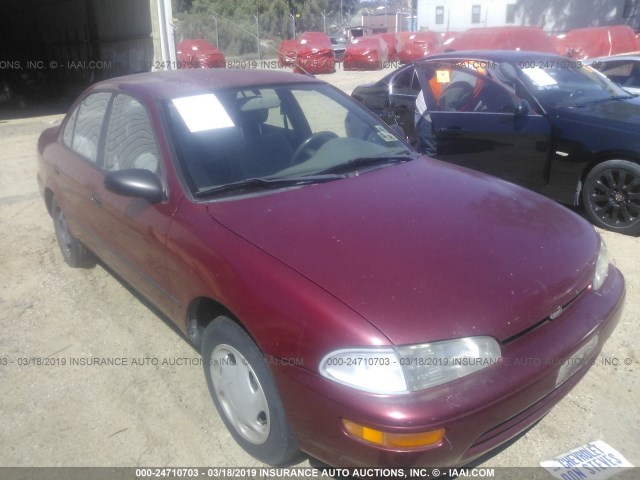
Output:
[
  {"xmin": 330, "ymin": 35, "xmax": 347, "ymax": 61},
  {"xmin": 437, "ymin": 26, "xmax": 558, "ymax": 54},
  {"xmin": 344, "ymin": 36, "xmax": 389, "ymax": 70},
  {"xmin": 553, "ymin": 26, "xmax": 638, "ymax": 60},
  {"xmin": 397, "ymin": 31, "xmax": 441, "ymax": 63},
  {"xmin": 352, "ymin": 50, "xmax": 640, "ymax": 235},
  {"xmin": 585, "ymin": 55, "xmax": 640, "ymax": 95},
  {"xmin": 38, "ymin": 68, "xmax": 624, "ymax": 469},
  {"xmin": 296, "ymin": 32, "xmax": 336, "ymax": 74},
  {"xmin": 176, "ymin": 39, "xmax": 225, "ymax": 68},
  {"xmin": 380, "ymin": 32, "xmax": 399, "ymax": 61},
  {"xmin": 277, "ymin": 33, "xmax": 336, "ymax": 74}
]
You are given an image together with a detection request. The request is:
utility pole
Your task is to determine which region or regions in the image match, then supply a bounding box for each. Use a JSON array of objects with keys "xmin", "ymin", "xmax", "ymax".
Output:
[
  {"xmin": 254, "ymin": 14, "xmax": 260, "ymax": 59},
  {"xmin": 290, "ymin": 13, "xmax": 296, "ymax": 38},
  {"xmin": 213, "ymin": 14, "xmax": 219, "ymax": 48}
]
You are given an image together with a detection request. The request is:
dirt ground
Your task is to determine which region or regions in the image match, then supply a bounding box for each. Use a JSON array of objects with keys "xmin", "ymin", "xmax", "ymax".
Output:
[{"xmin": 0, "ymin": 65, "xmax": 638, "ymax": 473}]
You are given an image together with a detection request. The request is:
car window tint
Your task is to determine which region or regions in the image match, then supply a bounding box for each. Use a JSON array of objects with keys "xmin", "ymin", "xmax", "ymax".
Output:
[
  {"xmin": 71, "ymin": 92, "xmax": 111, "ymax": 163},
  {"xmin": 431, "ymin": 67, "xmax": 516, "ymax": 113},
  {"xmin": 104, "ymin": 94, "xmax": 161, "ymax": 174},
  {"xmin": 392, "ymin": 67, "xmax": 420, "ymax": 96}
]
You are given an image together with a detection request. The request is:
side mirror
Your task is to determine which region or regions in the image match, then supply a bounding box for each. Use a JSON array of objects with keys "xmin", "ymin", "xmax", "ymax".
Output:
[
  {"xmin": 515, "ymin": 99, "xmax": 531, "ymax": 117},
  {"xmin": 105, "ymin": 169, "xmax": 164, "ymax": 203}
]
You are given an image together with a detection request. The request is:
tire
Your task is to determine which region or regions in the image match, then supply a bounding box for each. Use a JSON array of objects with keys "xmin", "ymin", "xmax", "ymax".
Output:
[
  {"xmin": 201, "ymin": 316, "xmax": 300, "ymax": 465},
  {"xmin": 51, "ymin": 198, "xmax": 94, "ymax": 268},
  {"xmin": 583, "ymin": 159, "xmax": 640, "ymax": 235}
]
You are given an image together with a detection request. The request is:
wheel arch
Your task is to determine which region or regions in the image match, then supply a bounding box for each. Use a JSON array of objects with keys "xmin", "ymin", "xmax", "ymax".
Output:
[
  {"xmin": 578, "ymin": 150, "xmax": 640, "ymax": 205},
  {"xmin": 44, "ymin": 187, "xmax": 55, "ymax": 216},
  {"xmin": 186, "ymin": 296, "xmax": 248, "ymax": 352}
]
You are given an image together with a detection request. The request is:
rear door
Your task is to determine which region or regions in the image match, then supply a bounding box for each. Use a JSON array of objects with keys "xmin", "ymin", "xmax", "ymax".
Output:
[
  {"xmin": 387, "ymin": 65, "xmax": 421, "ymax": 142},
  {"xmin": 417, "ymin": 60, "xmax": 552, "ymax": 190},
  {"xmin": 54, "ymin": 91, "xmax": 111, "ymax": 252}
]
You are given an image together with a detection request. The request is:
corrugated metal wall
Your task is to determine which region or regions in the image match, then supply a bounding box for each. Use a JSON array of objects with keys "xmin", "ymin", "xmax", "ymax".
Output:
[{"xmin": 0, "ymin": 0, "xmax": 155, "ymax": 87}]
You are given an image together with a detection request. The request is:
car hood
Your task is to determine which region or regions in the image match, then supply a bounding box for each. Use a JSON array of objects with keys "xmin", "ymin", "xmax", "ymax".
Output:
[
  {"xmin": 207, "ymin": 158, "xmax": 598, "ymax": 346},
  {"xmin": 552, "ymin": 97, "xmax": 640, "ymax": 128}
]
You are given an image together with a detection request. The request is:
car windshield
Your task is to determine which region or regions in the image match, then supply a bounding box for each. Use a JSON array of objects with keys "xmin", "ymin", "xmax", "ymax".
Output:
[
  {"xmin": 165, "ymin": 83, "xmax": 412, "ymax": 197},
  {"xmin": 517, "ymin": 62, "xmax": 632, "ymax": 108}
]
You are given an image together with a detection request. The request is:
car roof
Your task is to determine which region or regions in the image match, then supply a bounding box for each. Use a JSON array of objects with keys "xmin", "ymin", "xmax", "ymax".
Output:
[
  {"xmin": 418, "ymin": 50, "xmax": 569, "ymax": 63},
  {"xmin": 584, "ymin": 54, "xmax": 640, "ymax": 63},
  {"xmin": 88, "ymin": 68, "xmax": 322, "ymax": 100},
  {"xmin": 376, "ymin": 49, "xmax": 570, "ymax": 85}
]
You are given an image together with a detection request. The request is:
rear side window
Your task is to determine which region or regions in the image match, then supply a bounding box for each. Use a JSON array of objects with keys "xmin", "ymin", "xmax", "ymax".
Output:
[
  {"xmin": 392, "ymin": 67, "xmax": 421, "ymax": 96},
  {"xmin": 61, "ymin": 108, "xmax": 78, "ymax": 148},
  {"xmin": 103, "ymin": 94, "xmax": 161, "ymax": 174},
  {"xmin": 65, "ymin": 92, "xmax": 111, "ymax": 163}
]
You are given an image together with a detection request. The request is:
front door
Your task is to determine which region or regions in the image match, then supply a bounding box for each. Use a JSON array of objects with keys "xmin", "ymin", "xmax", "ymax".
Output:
[
  {"xmin": 88, "ymin": 93, "xmax": 179, "ymax": 316},
  {"xmin": 416, "ymin": 60, "xmax": 552, "ymax": 191}
]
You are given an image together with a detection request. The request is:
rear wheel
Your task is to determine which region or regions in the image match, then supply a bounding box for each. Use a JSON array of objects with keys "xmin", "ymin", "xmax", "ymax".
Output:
[
  {"xmin": 583, "ymin": 159, "xmax": 640, "ymax": 235},
  {"xmin": 51, "ymin": 198, "xmax": 94, "ymax": 268},
  {"xmin": 201, "ymin": 316, "xmax": 300, "ymax": 465}
]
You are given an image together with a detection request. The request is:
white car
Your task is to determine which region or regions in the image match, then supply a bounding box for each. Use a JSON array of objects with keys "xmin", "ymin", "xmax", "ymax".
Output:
[{"xmin": 585, "ymin": 54, "xmax": 640, "ymax": 95}]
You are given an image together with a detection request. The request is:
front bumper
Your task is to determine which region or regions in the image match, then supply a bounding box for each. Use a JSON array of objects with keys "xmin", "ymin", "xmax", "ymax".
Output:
[{"xmin": 272, "ymin": 266, "xmax": 625, "ymax": 467}]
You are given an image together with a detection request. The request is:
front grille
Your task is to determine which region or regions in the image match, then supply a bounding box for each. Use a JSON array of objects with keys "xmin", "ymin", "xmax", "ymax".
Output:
[{"xmin": 502, "ymin": 287, "xmax": 588, "ymax": 345}]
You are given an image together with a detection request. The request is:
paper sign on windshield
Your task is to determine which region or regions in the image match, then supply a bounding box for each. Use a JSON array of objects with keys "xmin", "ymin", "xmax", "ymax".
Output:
[
  {"xmin": 172, "ymin": 94, "xmax": 235, "ymax": 132},
  {"xmin": 522, "ymin": 67, "xmax": 557, "ymax": 87},
  {"xmin": 436, "ymin": 70, "xmax": 451, "ymax": 83}
]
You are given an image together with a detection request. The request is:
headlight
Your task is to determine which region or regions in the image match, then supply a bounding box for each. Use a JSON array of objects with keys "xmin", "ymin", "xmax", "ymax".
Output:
[
  {"xmin": 319, "ymin": 348, "xmax": 407, "ymax": 394},
  {"xmin": 592, "ymin": 236, "xmax": 609, "ymax": 291},
  {"xmin": 319, "ymin": 336, "xmax": 501, "ymax": 394}
]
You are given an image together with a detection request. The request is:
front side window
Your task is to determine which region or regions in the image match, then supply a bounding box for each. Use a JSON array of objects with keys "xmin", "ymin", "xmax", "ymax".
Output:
[
  {"xmin": 66, "ymin": 92, "xmax": 111, "ymax": 163},
  {"xmin": 104, "ymin": 94, "xmax": 161, "ymax": 174},
  {"xmin": 425, "ymin": 63, "xmax": 517, "ymax": 113},
  {"xmin": 165, "ymin": 83, "xmax": 412, "ymax": 197}
]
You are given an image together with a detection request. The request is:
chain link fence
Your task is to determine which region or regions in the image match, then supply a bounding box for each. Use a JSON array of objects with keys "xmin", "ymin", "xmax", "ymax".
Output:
[{"xmin": 176, "ymin": 10, "xmax": 347, "ymax": 60}]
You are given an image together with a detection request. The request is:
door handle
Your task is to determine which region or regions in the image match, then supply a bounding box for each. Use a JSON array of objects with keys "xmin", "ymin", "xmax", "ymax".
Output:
[
  {"xmin": 91, "ymin": 194, "xmax": 102, "ymax": 207},
  {"xmin": 439, "ymin": 127, "xmax": 464, "ymax": 136}
]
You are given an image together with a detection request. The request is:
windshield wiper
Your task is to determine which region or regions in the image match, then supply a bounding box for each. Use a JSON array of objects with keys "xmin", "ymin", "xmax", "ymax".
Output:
[
  {"xmin": 559, "ymin": 94, "xmax": 636, "ymax": 108},
  {"xmin": 318, "ymin": 153, "xmax": 415, "ymax": 175},
  {"xmin": 589, "ymin": 94, "xmax": 636, "ymax": 104},
  {"xmin": 194, "ymin": 174, "xmax": 347, "ymax": 197}
]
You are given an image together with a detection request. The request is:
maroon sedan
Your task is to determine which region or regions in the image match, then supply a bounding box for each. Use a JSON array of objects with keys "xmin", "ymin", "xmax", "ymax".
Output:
[{"xmin": 37, "ymin": 69, "xmax": 624, "ymax": 468}]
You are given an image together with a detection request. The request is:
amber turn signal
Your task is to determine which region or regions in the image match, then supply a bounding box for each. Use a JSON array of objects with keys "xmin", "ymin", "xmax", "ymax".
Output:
[{"xmin": 342, "ymin": 419, "xmax": 445, "ymax": 450}]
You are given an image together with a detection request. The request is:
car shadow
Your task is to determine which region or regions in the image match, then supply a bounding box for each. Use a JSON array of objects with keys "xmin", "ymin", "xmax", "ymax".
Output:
[
  {"xmin": 306, "ymin": 420, "xmax": 540, "ymax": 478},
  {"xmin": 91, "ymin": 255, "xmax": 200, "ymax": 354}
]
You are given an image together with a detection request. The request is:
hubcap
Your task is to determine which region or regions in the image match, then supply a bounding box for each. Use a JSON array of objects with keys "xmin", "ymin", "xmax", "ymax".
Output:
[
  {"xmin": 589, "ymin": 168, "xmax": 640, "ymax": 228},
  {"xmin": 210, "ymin": 344, "xmax": 270, "ymax": 444}
]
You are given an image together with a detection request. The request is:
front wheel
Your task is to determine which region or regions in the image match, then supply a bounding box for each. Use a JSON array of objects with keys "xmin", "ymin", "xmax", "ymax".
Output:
[
  {"xmin": 583, "ymin": 160, "xmax": 640, "ymax": 235},
  {"xmin": 201, "ymin": 316, "xmax": 300, "ymax": 465}
]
